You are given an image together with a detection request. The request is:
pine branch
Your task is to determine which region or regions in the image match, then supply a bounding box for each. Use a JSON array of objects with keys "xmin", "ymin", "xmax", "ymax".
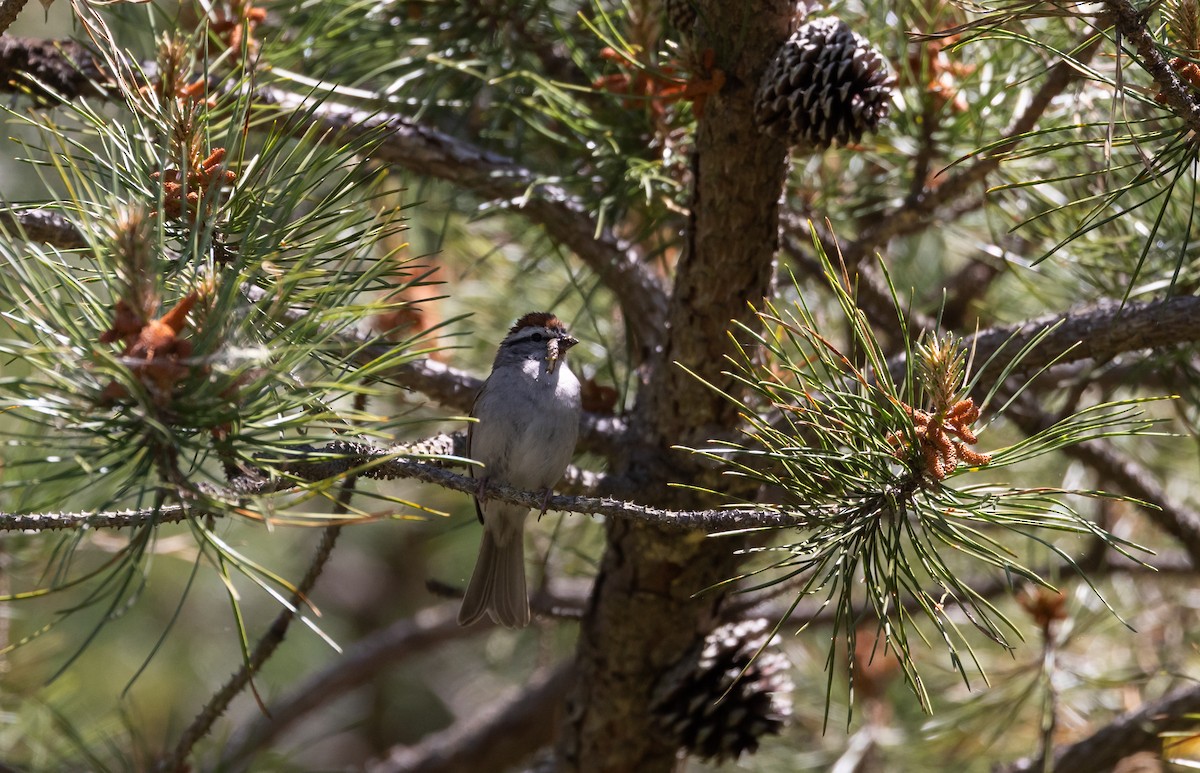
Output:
[
  {"xmin": 881, "ymin": 295, "xmax": 1200, "ymax": 385},
  {"xmin": 257, "ymin": 85, "xmax": 670, "ymax": 358},
  {"xmin": 158, "ymin": 478, "xmax": 356, "ymax": 772},
  {"xmin": 800, "ymin": 227, "xmax": 1200, "ymax": 565},
  {"xmin": 1107, "ymin": 0, "xmax": 1200, "ymax": 132},
  {"xmin": 219, "ymin": 603, "xmax": 469, "ymax": 771},
  {"xmin": 790, "ymin": 248, "xmax": 1200, "ymax": 568},
  {"xmin": 838, "ymin": 30, "xmax": 1107, "ymax": 266},
  {"xmin": 0, "ymin": 439, "xmax": 807, "ymax": 533},
  {"xmin": 1005, "ymin": 393, "xmax": 1200, "ymax": 565},
  {"xmin": 368, "ymin": 661, "xmax": 574, "ymax": 773},
  {"xmin": 0, "ymin": 41, "xmax": 670, "ymax": 356},
  {"xmin": 999, "ymin": 682, "xmax": 1200, "ymax": 773},
  {"xmin": 0, "ymin": 505, "xmax": 190, "ymax": 531},
  {"xmin": 266, "ymin": 439, "xmax": 810, "ymax": 529}
]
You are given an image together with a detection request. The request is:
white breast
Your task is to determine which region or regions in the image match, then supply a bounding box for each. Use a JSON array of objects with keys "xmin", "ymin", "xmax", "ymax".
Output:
[{"xmin": 470, "ymin": 358, "xmax": 582, "ymax": 491}]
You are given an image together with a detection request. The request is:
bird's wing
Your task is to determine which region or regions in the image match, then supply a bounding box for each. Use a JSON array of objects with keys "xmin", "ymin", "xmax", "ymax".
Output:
[{"xmin": 468, "ymin": 376, "xmax": 487, "ymax": 524}]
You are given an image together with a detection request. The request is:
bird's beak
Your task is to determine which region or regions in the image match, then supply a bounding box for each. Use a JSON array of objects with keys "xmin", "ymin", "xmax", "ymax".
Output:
[{"xmin": 546, "ymin": 334, "xmax": 577, "ymax": 374}]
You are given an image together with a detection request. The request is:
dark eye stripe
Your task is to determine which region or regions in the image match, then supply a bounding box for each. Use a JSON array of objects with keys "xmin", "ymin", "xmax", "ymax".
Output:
[{"xmin": 503, "ymin": 328, "xmax": 555, "ymax": 346}]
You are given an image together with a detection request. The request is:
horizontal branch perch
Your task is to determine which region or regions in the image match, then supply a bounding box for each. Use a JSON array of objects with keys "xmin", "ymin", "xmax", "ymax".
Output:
[
  {"xmin": 0, "ymin": 436, "xmax": 810, "ymax": 533},
  {"xmin": 0, "ymin": 504, "xmax": 190, "ymax": 531},
  {"xmin": 253, "ymin": 439, "xmax": 810, "ymax": 530}
]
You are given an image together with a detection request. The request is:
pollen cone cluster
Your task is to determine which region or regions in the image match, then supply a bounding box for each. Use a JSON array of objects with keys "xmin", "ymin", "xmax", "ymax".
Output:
[
  {"xmin": 754, "ymin": 17, "xmax": 895, "ymax": 150},
  {"xmin": 652, "ymin": 618, "xmax": 794, "ymax": 762}
]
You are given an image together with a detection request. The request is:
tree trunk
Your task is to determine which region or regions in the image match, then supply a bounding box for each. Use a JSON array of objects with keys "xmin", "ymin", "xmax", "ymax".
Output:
[{"xmin": 557, "ymin": 3, "xmax": 795, "ymax": 770}]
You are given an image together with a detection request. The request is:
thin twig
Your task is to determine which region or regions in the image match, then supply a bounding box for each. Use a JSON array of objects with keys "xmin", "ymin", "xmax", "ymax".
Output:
[
  {"xmin": 0, "ymin": 452, "xmax": 803, "ymax": 533},
  {"xmin": 0, "ymin": 505, "xmax": 190, "ymax": 531},
  {"xmin": 157, "ymin": 486, "xmax": 357, "ymax": 771},
  {"xmin": 234, "ymin": 439, "xmax": 815, "ymax": 530}
]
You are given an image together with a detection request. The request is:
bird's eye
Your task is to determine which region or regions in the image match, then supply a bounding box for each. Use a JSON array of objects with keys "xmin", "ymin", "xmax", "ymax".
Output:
[{"xmin": 529, "ymin": 332, "xmax": 546, "ymax": 342}]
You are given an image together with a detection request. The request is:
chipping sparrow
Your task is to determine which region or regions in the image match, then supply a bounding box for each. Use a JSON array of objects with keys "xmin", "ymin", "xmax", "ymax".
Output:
[{"xmin": 458, "ymin": 312, "xmax": 582, "ymax": 628}]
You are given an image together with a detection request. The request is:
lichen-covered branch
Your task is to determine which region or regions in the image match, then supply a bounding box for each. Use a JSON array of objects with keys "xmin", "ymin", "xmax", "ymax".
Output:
[{"xmin": 0, "ymin": 439, "xmax": 810, "ymax": 533}]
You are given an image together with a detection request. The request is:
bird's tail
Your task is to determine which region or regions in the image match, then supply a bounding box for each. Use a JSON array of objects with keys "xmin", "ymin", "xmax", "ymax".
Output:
[{"xmin": 458, "ymin": 507, "xmax": 529, "ymax": 628}]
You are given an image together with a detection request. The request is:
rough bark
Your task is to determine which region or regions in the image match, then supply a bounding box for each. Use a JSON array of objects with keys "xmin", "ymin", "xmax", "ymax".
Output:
[{"xmin": 556, "ymin": 2, "xmax": 795, "ymax": 771}]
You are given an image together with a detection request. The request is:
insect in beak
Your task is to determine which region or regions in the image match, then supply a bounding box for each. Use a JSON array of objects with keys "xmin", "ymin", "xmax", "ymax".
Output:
[{"xmin": 546, "ymin": 334, "xmax": 578, "ymax": 374}]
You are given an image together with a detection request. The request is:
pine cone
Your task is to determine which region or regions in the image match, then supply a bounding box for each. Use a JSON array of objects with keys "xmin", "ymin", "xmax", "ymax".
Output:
[
  {"xmin": 652, "ymin": 619, "xmax": 794, "ymax": 763},
  {"xmin": 664, "ymin": 0, "xmax": 697, "ymax": 32},
  {"xmin": 754, "ymin": 17, "xmax": 895, "ymax": 150}
]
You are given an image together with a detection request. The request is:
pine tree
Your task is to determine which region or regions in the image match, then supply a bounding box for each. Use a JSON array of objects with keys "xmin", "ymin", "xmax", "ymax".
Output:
[{"xmin": 2, "ymin": 0, "xmax": 1200, "ymax": 771}]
